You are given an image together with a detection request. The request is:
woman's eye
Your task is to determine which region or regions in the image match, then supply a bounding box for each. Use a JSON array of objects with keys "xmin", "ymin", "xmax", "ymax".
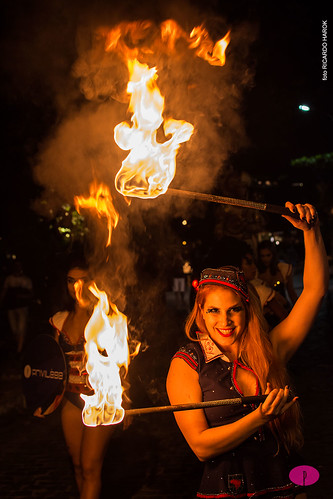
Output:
[
  {"xmin": 206, "ymin": 308, "xmax": 219, "ymax": 314},
  {"xmin": 231, "ymin": 306, "xmax": 243, "ymax": 313}
]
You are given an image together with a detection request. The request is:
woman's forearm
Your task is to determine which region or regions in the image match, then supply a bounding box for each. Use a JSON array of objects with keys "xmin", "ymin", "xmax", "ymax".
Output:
[
  {"xmin": 303, "ymin": 225, "xmax": 329, "ymax": 296},
  {"xmin": 189, "ymin": 409, "xmax": 265, "ymax": 461}
]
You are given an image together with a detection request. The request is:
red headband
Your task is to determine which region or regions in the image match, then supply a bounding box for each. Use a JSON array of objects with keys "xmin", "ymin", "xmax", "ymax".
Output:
[{"xmin": 199, "ymin": 266, "xmax": 249, "ymax": 302}]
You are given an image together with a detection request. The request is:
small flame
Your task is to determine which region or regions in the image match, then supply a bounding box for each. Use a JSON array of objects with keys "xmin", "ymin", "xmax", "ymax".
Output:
[
  {"xmin": 114, "ymin": 59, "xmax": 194, "ymax": 198},
  {"xmin": 211, "ymin": 31, "xmax": 231, "ymax": 66},
  {"xmin": 75, "ymin": 280, "xmax": 130, "ymax": 427},
  {"xmin": 189, "ymin": 27, "xmax": 230, "ymax": 66},
  {"xmin": 160, "ymin": 19, "xmax": 185, "ymax": 50},
  {"xmin": 74, "ymin": 181, "xmax": 119, "ymax": 246}
]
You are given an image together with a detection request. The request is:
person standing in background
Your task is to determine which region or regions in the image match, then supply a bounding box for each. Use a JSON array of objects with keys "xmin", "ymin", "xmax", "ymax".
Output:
[
  {"xmin": 240, "ymin": 248, "xmax": 290, "ymax": 327},
  {"xmin": 257, "ymin": 240, "xmax": 298, "ymax": 306},
  {"xmin": 1, "ymin": 259, "xmax": 33, "ymax": 354}
]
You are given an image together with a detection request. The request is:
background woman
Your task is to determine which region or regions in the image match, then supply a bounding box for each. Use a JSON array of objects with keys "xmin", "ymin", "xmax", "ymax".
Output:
[
  {"xmin": 35, "ymin": 254, "xmax": 117, "ymax": 499},
  {"xmin": 257, "ymin": 239, "xmax": 298, "ymax": 306},
  {"xmin": 240, "ymin": 247, "xmax": 290, "ymax": 327},
  {"xmin": 167, "ymin": 202, "xmax": 328, "ymax": 498}
]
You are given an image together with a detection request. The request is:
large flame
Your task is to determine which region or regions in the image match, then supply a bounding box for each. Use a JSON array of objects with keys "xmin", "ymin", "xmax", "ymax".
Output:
[
  {"xmin": 102, "ymin": 20, "xmax": 230, "ymax": 199},
  {"xmin": 114, "ymin": 59, "xmax": 194, "ymax": 198},
  {"xmin": 75, "ymin": 281, "xmax": 129, "ymax": 426},
  {"xmin": 74, "ymin": 181, "xmax": 119, "ymax": 246}
]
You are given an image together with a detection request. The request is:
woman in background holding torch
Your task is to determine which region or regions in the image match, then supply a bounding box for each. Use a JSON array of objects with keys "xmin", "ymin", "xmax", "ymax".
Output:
[
  {"xmin": 34, "ymin": 255, "xmax": 116, "ymax": 499},
  {"xmin": 167, "ymin": 202, "xmax": 328, "ymax": 498}
]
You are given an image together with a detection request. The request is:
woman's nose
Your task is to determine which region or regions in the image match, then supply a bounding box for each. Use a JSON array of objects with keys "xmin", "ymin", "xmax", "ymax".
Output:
[{"xmin": 219, "ymin": 312, "xmax": 231, "ymax": 326}]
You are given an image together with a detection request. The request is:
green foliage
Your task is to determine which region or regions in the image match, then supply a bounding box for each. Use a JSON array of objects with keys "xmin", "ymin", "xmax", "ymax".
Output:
[
  {"xmin": 53, "ymin": 204, "xmax": 89, "ymax": 244},
  {"xmin": 291, "ymin": 152, "xmax": 333, "ymax": 168}
]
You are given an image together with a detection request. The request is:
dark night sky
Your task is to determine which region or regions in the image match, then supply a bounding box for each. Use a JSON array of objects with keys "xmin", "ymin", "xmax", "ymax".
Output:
[{"xmin": 0, "ymin": 0, "xmax": 331, "ymax": 253}]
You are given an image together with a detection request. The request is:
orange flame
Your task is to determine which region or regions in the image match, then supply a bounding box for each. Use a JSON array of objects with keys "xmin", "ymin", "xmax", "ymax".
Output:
[
  {"xmin": 160, "ymin": 19, "xmax": 186, "ymax": 50},
  {"xmin": 114, "ymin": 59, "xmax": 194, "ymax": 198},
  {"xmin": 101, "ymin": 20, "xmax": 230, "ymax": 198},
  {"xmin": 74, "ymin": 181, "xmax": 119, "ymax": 246},
  {"xmin": 189, "ymin": 27, "xmax": 230, "ymax": 66},
  {"xmin": 102, "ymin": 20, "xmax": 230, "ymax": 66},
  {"xmin": 73, "ymin": 187, "xmax": 132, "ymax": 426},
  {"xmin": 77, "ymin": 282, "xmax": 129, "ymax": 427}
]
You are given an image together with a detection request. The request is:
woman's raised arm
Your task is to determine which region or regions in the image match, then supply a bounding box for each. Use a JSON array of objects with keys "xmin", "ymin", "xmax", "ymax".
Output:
[{"xmin": 269, "ymin": 202, "xmax": 329, "ymax": 363}]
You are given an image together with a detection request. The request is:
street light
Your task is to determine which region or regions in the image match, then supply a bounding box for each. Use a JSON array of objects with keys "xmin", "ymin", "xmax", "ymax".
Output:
[
  {"xmin": 298, "ymin": 104, "xmax": 310, "ymax": 112},
  {"xmin": 298, "ymin": 103, "xmax": 332, "ymax": 122}
]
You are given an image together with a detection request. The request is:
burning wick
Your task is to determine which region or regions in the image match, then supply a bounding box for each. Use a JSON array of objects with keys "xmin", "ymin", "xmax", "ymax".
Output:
[
  {"xmin": 114, "ymin": 59, "xmax": 194, "ymax": 198},
  {"xmin": 81, "ymin": 283, "xmax": 130, "ymax": 427}
]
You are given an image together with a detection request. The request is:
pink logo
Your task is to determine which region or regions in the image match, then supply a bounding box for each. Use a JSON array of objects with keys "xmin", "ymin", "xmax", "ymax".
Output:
[{"xmin": 289, "ymin": 465, "xmax": 320, "ymax": 486}]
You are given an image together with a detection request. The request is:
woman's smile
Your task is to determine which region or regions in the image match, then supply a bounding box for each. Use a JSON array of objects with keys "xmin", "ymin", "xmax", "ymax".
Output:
[{"xmin": 216, "ymin": 327, "xmax": 236, "ymax": 338}]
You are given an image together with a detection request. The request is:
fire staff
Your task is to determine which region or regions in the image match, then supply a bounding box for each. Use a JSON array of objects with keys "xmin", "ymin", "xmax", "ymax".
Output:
[{"xmin": 167, "ymin": 201, "xmax": 328, "ymax": 498}]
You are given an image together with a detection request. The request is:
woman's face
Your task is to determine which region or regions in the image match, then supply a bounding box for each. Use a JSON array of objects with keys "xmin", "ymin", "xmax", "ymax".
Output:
[
  {"xmin": 200, "ymin": 287, "xmax": 246, "ymax": 353},
  {"xmin": 259, "ymin": 248, "xmax": 273, "ymax": 268},
  {"xmin": 66, "ymin": 267, "xmax": 91, "ymax": 302}
]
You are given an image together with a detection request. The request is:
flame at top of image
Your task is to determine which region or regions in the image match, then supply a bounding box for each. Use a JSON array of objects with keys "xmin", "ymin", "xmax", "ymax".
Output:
[
  {"xmin": 102, "ymin": 19, "xmax": 230, "ymax": 67},
  {"xmin": 74, "ymin": 181, "xmax": 119, "ymax": 246},
  {"xmin": 100, "ymin": 20, "xmax": 230, "ymax": 199}
]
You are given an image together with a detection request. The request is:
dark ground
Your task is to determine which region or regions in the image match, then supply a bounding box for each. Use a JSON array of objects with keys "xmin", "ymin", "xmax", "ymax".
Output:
[{"xmin": 0, "ymin": 274, "xmax": 332, "ymax": 498}]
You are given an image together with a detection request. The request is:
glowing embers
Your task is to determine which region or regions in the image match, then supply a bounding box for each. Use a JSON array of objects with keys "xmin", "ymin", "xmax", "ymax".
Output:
[{"xmin": 114, "ymin": 59, "xmax": 194, "ymax": 198}]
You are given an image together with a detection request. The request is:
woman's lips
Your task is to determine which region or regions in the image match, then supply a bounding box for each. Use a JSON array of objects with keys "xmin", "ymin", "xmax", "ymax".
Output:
[{"xmin": 216, "ymin": 328, "xmax": 235, "ymax": 338}]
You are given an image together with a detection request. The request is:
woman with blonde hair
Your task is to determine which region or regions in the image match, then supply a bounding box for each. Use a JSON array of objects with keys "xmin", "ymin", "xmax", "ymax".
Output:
[{"xmin": 167, "ymin": 202, "xmax": 328, "ymax": 498}]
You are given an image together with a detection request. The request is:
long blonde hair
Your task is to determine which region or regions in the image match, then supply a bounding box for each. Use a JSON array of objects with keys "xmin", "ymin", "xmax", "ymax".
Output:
[{"xmin": 185, "ymin": 283, "xmax": 303, "ymax": 453}]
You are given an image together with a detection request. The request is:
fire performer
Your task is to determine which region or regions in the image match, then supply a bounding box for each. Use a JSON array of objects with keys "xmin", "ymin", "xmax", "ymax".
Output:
[
  {"xmin": 34, "ymin": 254, "xmax": 118, "ymax": 499},
  {"xmin": 167, "ymin": 202, "xmax": 328, "ymax": 498}
]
